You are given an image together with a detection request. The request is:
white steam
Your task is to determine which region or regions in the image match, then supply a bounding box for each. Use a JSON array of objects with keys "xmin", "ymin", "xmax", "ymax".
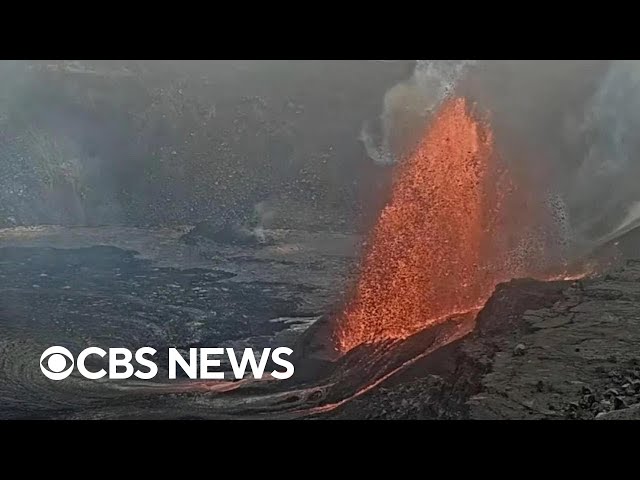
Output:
[
  {"xmin": 361, "ymin": 60, "xmax": 640, "ymax": 259},
  {"xmin": 359, "ymin": 60, "xmax": 476, "ymax": 165},
  {"xmin": 570, "ymin": 61, "xmax": 640, "ymax": 247}
]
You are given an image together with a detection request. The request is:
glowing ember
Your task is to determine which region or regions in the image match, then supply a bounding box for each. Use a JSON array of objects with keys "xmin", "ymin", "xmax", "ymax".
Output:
[{"xmin": 335, "ymin": 98, "xmax": 569, "ymax": 353}]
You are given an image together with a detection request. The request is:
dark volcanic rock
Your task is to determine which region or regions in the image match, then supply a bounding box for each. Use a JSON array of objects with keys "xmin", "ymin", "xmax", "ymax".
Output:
[
  {"xmin": 3, "ymin": 224, "xmax": 640, "ymax": 420},
  {"xmin": 181, "ymin": 221, "xmax": 263, "ymax": 246},
  {"xmin": 327, "ymin": 278, "xmax": 571, "ymax": 419},
  {"xmin": 0, "ymin": 226, "xmax": 360, "ymax": 419},
  {"xmin": 596, "ymin": 403, "xmax": 640, "ymax": 420},
  {"xmin": 327, "ymin": 261, "xmax": 640, "ymax": 419}
]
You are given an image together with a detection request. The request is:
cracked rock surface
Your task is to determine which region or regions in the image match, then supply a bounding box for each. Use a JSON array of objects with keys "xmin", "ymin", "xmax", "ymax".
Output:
[
  {"xmin": 472, "ymin": 261, "xmax": 640, "ymax": 420},
  {"xmin": 329, "ymin": 260, "xmax": 640, "ymax": 420}
]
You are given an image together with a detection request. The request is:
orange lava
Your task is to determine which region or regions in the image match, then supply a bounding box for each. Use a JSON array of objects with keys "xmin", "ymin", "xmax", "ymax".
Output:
[{"xmin": 335, "ymin": 98, "xmax": 569, "ymax": 353}]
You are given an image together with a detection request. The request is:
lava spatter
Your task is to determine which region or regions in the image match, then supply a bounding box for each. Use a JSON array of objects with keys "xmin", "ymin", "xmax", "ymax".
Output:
[{"xmin": 334, "ymin": 98, "xmax": 568, "ymax": 353}]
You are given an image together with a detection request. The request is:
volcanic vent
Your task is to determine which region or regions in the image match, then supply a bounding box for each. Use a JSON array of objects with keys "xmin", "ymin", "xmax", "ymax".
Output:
[{"xmin": 334, "ymin": 98, "xmax": 572, "ymax": 353}]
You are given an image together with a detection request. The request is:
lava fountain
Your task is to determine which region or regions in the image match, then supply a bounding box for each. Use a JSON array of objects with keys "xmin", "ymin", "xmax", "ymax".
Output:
[{"xmin": 335, "ymin": 97, "xmax": 571, "ymax": 353}]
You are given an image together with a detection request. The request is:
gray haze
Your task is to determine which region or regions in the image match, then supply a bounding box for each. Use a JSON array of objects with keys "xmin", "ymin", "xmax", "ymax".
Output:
[
  {"xmin": 1, "ymin": 60, "xmax": 639, "ymax": 256},
  {"xmin": 363, "ymin": 60, "xmax": 640, "ymax": 256},
  {"xmin": 0, "ymin": 60, "xmax": 412, "ymax": 231}
]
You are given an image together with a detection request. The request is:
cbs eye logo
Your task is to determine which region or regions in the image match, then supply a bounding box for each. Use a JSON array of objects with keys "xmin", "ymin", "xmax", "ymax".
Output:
[{"xmin": 40, "ymin": 346, "xmax": 75, "ymax": 380}]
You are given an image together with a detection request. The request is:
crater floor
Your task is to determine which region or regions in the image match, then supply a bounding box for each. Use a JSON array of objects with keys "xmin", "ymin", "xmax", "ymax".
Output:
[
  {"xmin": 0, "ymin": 225, "xmax": 360, "ymax": 419},
  {"xmin": 2, "ymin": 225, "xmax": 639, "ymax": 420}
]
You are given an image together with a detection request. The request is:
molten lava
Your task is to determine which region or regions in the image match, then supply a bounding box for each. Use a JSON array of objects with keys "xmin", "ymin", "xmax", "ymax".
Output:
[{"xmin": 335, "ymin": 98, "xmax": 569, "ymax": 353}]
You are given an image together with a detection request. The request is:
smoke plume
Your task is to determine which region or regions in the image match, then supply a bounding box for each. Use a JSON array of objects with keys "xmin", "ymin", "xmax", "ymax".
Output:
[{"xmin": 361, "ymin": 60, "xmax": 640, "ymax": 260}]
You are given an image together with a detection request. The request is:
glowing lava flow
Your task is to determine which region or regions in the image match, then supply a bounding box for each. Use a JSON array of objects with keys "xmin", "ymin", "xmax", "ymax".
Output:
[{"xmin": 335, "ymin": 98, "xmax": 567, "ymax": 353}]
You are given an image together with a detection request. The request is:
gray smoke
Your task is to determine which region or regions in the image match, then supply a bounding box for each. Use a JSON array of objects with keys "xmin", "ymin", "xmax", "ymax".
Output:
[
  {"xmin": 361, "ymin": 60, "xmax": 640, "ymax": 258},
  {"xmin": 359, "ymin": 60, "xmax": 476, "ymax": 165},
  {"xmin": 570, "ymin": 61, "xmax": 640, "ymax": 245}
]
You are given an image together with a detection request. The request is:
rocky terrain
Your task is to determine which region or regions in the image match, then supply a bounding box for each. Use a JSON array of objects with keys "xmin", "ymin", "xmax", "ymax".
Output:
[
  {"xmin": 1, "ymin": 223, "xmax": 639, "ymax": 420},
  {"xmin": 327, "ymin": 259, "xmax": 640, "ymax": 420}
]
